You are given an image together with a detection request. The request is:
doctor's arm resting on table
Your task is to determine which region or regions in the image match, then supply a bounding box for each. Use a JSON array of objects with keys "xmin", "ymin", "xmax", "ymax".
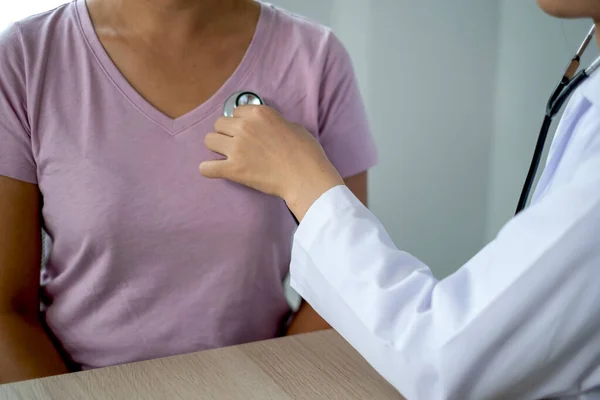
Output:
[{"xmin": 200, "ymin": 2, "xmax": 600, "ymax": 397}]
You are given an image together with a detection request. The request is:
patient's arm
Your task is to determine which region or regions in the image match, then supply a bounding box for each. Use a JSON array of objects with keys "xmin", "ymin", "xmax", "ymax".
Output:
[
  {"xmin": 286, "ymin": 172, "xmax": 368, "ymax": 335},
  {"xmin": 0, "ymin": 177, "xmax": 69, "ymax": 383}
]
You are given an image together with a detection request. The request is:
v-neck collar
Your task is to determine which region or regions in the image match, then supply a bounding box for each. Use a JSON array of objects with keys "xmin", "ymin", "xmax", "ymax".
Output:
[{"xmin": 75, "ymin": 0, "xmax": 273, "ymax": 136}]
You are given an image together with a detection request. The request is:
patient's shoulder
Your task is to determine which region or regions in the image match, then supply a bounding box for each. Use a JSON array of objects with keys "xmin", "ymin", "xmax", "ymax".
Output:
[
  {"xmin": 265, "ymin": 4, "xmax": 348, "ymax": 61},
  {"xmin": 0, "ymin": 2, "xmax": 75, "ymax": 64}
]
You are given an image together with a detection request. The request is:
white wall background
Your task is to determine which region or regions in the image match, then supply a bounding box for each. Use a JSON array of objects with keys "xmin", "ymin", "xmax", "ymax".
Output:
[
  {"xmin": 2, "ymin": 1, "xmax": 597, "ymax": 279},
  {"xmin": 364, "ymin": 1, "xmax": 500, "ymax": 278},
  {"xmin": 274, "ymin": 0, "xmax": 500, "ymax": 278}
]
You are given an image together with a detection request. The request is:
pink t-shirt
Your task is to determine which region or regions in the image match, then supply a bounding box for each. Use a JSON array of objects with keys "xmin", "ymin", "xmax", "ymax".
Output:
[{"xmin": 0, "ymin": 0, "xmax": 377, "ymax": 369}]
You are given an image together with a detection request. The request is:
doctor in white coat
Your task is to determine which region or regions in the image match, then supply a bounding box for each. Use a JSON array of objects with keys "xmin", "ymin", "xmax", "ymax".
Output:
[{"xmin": 200, "ymin": 0, "xmax": 600, "ymax": 398}]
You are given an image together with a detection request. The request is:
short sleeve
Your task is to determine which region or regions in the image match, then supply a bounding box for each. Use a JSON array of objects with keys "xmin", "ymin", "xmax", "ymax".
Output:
[
  {"xmin": 0, "ymin": 23, "xmax": 37, "ymax": 184},
  {"xmin": 317, "ymin": 32, "xmax": 378, "ymax": 179}
]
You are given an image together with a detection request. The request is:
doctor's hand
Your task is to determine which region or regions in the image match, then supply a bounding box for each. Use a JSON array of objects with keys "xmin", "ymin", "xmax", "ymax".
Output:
[{"xmin": 200, "ymin": 105, "xmax": 344, "ymax": 221}]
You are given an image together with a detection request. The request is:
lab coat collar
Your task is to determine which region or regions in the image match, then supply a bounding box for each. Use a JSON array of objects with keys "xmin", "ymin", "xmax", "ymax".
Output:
[{"xmin": 580, "ymin": 66, "xmax": 600, "ymax": 107}]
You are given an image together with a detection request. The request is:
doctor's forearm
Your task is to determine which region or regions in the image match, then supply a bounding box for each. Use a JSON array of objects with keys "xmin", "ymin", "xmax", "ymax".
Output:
[
  {"xmin": 286, "ymin": 172, "xmax": 368, "ymax": 336},
  {"xmin": 285, "ymin": 170, "xmax": 368, "ymax": 223},
  {"xmin": 291, "ymin": 176, "xmax": 600, "ymax": 399}
]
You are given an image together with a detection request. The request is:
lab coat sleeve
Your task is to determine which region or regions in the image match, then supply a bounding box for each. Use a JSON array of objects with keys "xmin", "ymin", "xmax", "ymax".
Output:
[{"xmin": 289, "ymin": 148, "xmax": 600, "ymax": 399}]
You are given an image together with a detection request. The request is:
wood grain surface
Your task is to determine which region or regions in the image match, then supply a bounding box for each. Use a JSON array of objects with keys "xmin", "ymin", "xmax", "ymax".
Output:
[{"xmin": 0, "ymin": 330, "xmax": 404, "ymax": 400}]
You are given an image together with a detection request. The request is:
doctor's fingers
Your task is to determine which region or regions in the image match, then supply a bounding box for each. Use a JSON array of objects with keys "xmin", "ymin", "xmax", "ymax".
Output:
[
  {"xmin": 214, "ymin": 116, "xmax": 238, "ymax": 137},
  {"xmin": 214, "ymin": 115, "xmax": 262, "ymax": 138},
  {"xmin": 232, "ymin": 104, "xmax": 279, "ymax": 120},
  {"xmin": 204, "ymin": 132, "xmax": 234, "ymax": 156},
  {"xmin": 199, "ymin": 159, "xmax": 234, "ymax": 180}
]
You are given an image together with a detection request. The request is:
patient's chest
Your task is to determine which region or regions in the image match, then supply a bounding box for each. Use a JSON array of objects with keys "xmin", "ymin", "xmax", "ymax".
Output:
[
  {"xmin": 33, "ymin": 67, "xmax": 309, "ymax": 368},
  {"xmin": 36, "ymin": 92, "xmax": 299, "ymax": 283}
]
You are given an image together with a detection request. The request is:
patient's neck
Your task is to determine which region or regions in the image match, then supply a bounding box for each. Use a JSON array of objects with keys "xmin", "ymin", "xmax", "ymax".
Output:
[{"xmin": 89, "ymin": 0, "xmax": 253, "ymax": 40}]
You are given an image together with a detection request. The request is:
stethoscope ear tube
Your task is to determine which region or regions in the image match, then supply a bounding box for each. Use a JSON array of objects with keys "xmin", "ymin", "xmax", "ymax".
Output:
[
  {"xmin": 515, "ymin": 116, "xmax": 553, "ymax": 214},
  {"xmin": 516, "ymin": 71, "xmax": 589, "ymax": 215},
  {"xmin": 548, "ymin": 71, "xmax": 589, "ymax": 118},
  {"xmin": 515, "ymin": 25, "xmax": 597, "ymax": 215}
]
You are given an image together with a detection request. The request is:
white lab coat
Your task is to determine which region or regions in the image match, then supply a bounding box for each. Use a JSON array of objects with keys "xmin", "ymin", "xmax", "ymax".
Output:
[{"xmin": 289, "ymin": 71, "xmax": 600, "ymax": 400}]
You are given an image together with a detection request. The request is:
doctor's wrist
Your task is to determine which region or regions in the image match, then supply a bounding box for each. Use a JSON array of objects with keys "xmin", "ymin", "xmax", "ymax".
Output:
[{"xmin": 283, "ymin": 166, "xmax": 343, "ymax": 222}]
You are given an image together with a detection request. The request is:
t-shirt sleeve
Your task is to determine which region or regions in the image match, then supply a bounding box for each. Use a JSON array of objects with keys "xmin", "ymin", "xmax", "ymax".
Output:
[
  {"xmin": 0, "ymin": 23, "xmax": 37, "ymax": 184},
  {"xmin": 317, "ymin": 32, "xmax": 378, "ymax": 179}
]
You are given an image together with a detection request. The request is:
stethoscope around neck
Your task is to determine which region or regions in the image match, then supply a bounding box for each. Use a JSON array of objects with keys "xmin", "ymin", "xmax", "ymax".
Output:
[{"xmin": 516, "ymin": 25, "xmax": 600, "ymax": 214}]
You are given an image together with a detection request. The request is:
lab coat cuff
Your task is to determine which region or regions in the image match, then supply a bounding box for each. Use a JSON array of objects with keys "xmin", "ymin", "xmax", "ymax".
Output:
[{"xmin": 294, "ymin": 185, "xmax": 362, "ymax": 251}]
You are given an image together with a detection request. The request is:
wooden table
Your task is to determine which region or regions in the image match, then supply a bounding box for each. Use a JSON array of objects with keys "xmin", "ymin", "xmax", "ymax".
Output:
[{"xmin": 0, "ymin": 330, "xmax": 404, "ymax": 400}]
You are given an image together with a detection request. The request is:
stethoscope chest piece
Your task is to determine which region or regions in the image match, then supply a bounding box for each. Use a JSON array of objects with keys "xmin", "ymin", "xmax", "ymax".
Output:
[{"xmin": 223, "ymin": 91, "xmax": 264, "ymax": 117}]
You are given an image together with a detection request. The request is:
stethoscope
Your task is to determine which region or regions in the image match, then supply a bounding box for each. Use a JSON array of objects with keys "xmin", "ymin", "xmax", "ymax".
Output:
[
  {"xmin": 223, "ymin": 91, "xmax": 264, "ymax": 117},
  {"xmin": 224, "ymin": 26, "xmax": 600, "ymax": 217},
  {"xmin": 516, "ymin": 25, "xmax": 600, "ymax": 214},
  {"xmin": 223, "ymin": 91, "xmax": 303, "ymax": 223}
]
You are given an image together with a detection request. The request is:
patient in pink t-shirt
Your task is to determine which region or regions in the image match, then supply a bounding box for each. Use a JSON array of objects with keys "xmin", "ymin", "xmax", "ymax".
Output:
[{"xmin": 0, "ymin": 0, "xmax": 377, "ymax": 381}]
